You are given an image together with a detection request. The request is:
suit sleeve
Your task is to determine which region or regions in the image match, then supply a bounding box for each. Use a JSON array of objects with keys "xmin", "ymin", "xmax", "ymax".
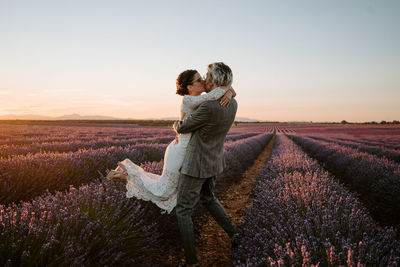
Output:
[{"xmin": 176, "ymin": 102, "xmax": 210, "ymax": 134}]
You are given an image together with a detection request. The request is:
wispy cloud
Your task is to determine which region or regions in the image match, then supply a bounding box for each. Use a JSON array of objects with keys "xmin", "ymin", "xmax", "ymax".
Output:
[
  {"xmin": 42, "ymin": 89, "xmax": 84, "ymax": 94},
  {"xmin": 2, "ymin": 104, "xmax": 46, "ymax": 113},
  {"xmin": 26, "ymin": 93, "xmax": 40, "ymax": 97}
]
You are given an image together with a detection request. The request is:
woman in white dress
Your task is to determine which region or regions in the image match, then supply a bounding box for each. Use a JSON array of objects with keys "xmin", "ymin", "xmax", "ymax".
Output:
[{"xmin": 106, "ymin": 69, "xmax": 236, "ymax": 214}]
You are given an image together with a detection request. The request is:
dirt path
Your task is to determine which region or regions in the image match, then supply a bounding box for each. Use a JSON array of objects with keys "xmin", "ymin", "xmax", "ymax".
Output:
[{"xmin": 163, "ymin": 135, "xmax": 275, "ymax": 266}]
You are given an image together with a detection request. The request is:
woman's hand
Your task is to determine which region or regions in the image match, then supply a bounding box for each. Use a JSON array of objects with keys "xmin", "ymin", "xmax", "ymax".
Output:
[
  {"xmin": 173, "ymin": 120, "xmax": 180, "ymax": 134},
  {"xmin": 220, "ymin": 90, "xmax": 233, "ymax": 107},
  {"xmin": 228, "ymin": 86, "xmax": 237, "ymax": 97}
]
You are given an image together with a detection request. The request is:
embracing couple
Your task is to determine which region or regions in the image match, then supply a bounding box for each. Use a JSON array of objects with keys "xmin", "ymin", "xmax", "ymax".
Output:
[{"xmin": 107, "ymin": 62, "xmax": 238, "ymax": 266}]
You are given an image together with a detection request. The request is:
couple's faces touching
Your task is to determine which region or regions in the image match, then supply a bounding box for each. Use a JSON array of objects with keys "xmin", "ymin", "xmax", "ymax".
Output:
[
  {"xmin": 187, "ymin": 71, "xmax": 216, "ymax": 95},
  {"xmin": 203, "ymin": 72, "xmax": 214, "ymax": 93},
  {"xmin": 187, "ymin": 72, "xmax": 205, "ymax": 95}
]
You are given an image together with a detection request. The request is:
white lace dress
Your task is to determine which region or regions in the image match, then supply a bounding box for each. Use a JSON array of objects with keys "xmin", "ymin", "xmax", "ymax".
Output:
[{"xmin": 116, "ymin": 87, "xmax": 227, "ymax": 214}]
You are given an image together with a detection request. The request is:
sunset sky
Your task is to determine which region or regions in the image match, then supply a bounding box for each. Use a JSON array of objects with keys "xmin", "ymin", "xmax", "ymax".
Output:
[{"xmin": 0, "ymin": 0, "xmax": 399, "ymax": 122}]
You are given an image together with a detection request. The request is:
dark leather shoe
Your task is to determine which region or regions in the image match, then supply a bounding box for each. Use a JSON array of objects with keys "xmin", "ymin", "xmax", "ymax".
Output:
[{"xmin": 231, "ymin": 233, "xmax": 239, "ymax": 250}]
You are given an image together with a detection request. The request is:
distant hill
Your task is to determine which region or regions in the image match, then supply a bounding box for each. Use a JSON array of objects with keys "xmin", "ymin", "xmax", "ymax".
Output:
[
  {"xmin": 0, "ymin": 114, "xmax": 55, "ymax": 120},
  {"xmin": 55, "ymin": 113, "xmax": 120, "ymax": 120},
  {"xmin": 0, "ymin": 113, "xmax": 125, "ymax": 120},
  {"xmin": 235, "ymin": 117, "xmax": 261, "ymax": 122},
  {"xmin": 0, "ymin": 113, "xmax": 261, "ymax": 122}
]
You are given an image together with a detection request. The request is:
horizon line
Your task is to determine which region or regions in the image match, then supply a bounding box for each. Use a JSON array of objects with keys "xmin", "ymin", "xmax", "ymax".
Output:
[{"xmin": 0, "ymin": 113, "xmax": 398, "ymax": 124}]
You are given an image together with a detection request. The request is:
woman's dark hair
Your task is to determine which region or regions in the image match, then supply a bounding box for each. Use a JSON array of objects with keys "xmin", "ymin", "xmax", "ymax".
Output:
[{"xmin": 176, "ymin": 69, "xmax": 197, "ymax": 96}]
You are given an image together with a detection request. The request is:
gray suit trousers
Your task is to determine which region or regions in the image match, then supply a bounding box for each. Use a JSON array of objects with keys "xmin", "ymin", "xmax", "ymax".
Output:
[{"xmin": 176, "ymin": 173, "xmax": 237, "ymax": 264}]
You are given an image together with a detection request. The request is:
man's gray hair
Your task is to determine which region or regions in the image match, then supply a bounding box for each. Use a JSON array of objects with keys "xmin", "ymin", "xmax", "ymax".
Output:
[{"xmin": 208, "ymin": 62, "xmax": 233, "ymax": 87}]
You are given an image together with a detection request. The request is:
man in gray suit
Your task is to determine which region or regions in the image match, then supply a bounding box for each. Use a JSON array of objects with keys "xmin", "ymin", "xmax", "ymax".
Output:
[{"xmin": 173, "ymin": 62, "xmax": 238, "ymax": 267}]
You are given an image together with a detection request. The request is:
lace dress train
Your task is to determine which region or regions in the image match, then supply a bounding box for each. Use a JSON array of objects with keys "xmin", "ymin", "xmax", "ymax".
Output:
[{"xmin": 117, "ymin": 133, "xmax": 191, "ymax": 214}]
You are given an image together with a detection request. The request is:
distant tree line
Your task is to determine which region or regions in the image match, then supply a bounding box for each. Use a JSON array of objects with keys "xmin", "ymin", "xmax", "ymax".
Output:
[{"xmin": 341, "ymin": 120, "xmax": 399, "ymax": 124}]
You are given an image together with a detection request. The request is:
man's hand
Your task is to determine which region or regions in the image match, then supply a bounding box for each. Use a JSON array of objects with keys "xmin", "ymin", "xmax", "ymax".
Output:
[
  {"xmin": 173, "ymin": 120, "xmax": 181, "ymax": 134},
  {"xmin": 220, "ymin": 90, "xmax": 233, "ymax": 107}
]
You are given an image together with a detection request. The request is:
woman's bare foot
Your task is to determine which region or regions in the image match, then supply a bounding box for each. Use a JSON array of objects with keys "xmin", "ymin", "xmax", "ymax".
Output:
[
  {"xmin": 117, "ymin": 162, "xmax": 128, "ymax": 172},
  {"xmin": 106, "ymin": 170, "xmax": 127, "ymax": 181}
]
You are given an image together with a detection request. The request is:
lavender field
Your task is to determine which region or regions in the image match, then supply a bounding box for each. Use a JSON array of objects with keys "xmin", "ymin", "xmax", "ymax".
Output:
[{"xmin": 1, "ymin": 122, "xmax": 400, "ymax": 266}]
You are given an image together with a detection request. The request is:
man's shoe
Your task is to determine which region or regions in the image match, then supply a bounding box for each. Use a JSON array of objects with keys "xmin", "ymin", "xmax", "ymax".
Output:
[{"xmin": 231, "ymin": 233, "xmax": 239, "ymax": 250}]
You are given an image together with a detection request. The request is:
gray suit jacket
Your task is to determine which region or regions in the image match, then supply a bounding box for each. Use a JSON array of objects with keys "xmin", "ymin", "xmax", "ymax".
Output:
[{"xmin": 176, "ymin": 97, "xmax": 237, "ymax": 178}]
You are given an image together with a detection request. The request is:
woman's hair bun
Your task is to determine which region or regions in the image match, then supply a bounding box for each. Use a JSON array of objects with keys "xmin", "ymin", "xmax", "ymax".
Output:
[{"xmin": 176, "ymin": 69, "xmax": 197, "ymax": 96}]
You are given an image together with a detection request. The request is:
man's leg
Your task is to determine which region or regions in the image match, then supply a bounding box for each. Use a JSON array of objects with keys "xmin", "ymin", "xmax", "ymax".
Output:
[
  {"xmin": 176, "ymin": 173, "xmax": 205, "ymax": 265},
  {"xmin": 200, "ymin": 176, "xmax": 237, "ymax": 238}
]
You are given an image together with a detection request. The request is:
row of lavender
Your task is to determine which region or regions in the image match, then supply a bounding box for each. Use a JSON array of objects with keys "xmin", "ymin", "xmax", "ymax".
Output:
[
  {"xmin": 0, "ymin": 130, "xmax": 257, "ymax": 148},
  {"xmin": 306, "ymin": 135, "xmax": 400, "ymax": 163},
  {"xmin": 0, "ymin": 136, "xmax": 173, "ymax": 158},
  {"xmin": 0, "ymin": 133, "xmax": 273, "ymax": 266},
  {"xmin": 333, "ymin": 136, "xmax": 400, "ymax": 150},
  {"xmin": 289, "ymin": 135, "xmax": 400, "ymax": 225},
  {"xmin": 0, "ymin": 143, "xmax": 167, "ymax": 204},
  {"xmin": 0, "ymin": 126, "xmax": 171, "ymax": 145},
  {"xmin": 0, "ymin": 132, "xmax": 259, "ymax": 158},
  {"xmin": 232, "ymin": 134, "xmax": 400, "ymax": 266},
  {"xmin": 217, "ymin": 133, "xmax": 274, "ymax": 194}
]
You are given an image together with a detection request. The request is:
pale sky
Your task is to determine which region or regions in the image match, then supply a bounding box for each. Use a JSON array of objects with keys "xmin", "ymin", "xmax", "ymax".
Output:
[{"xmin": 0, "ymin": 0, "xmax": 399, "ymax": 122}]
